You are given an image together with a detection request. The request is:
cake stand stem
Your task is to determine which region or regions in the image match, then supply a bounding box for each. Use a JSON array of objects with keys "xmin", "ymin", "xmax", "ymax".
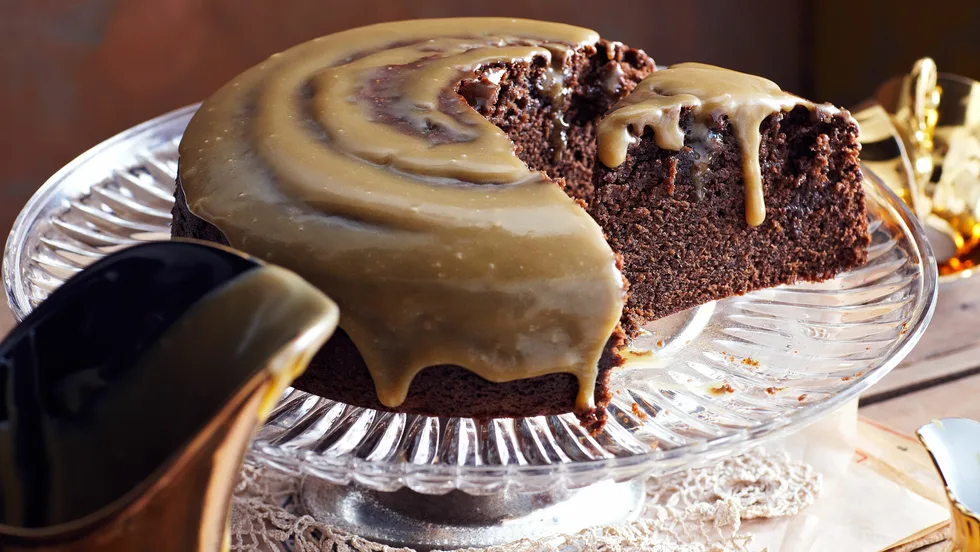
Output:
[{"xmin": 300, "ymin": 477, "xmax": 646, "ymax": 551}]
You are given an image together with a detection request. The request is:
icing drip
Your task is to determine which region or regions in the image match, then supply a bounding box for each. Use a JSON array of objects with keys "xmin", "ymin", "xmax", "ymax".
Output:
[
  {"xmin": 597, "ymin": 62, "xmax": 839, "ymax": 226},
  {"xmin": 178, "ymin": 19, "xmax": 625, "ymax": 413},
  {"xmin": 537, "ymin": 53, "xmax": 572, "ymax": 162},
  {"xmin": 601, "ymin": 62, "xmax": 626, "ymax": 95}
]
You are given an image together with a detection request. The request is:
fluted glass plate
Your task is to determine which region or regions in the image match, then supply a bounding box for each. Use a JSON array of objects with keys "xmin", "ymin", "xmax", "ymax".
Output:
[{"xmin": 3, "ymin": 105, "xmax": 937, "ymax": 495}]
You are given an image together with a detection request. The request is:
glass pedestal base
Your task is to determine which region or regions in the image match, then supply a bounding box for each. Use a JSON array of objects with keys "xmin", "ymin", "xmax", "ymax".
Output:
[{"xmin": 300, "ymin": 476, "xmax": 646, "ymax": 551}]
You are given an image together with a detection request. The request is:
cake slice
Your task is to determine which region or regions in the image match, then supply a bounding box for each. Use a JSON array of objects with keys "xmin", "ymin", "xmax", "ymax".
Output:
[{"xmin": 587, "ymin": 63, "xmax": 869, "ymax": 337}]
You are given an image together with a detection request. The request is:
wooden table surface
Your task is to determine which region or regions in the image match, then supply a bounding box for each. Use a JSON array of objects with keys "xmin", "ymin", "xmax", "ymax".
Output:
[{"xmin": 0, "ymin": 274, "xmax": 977, "ymax": 435}]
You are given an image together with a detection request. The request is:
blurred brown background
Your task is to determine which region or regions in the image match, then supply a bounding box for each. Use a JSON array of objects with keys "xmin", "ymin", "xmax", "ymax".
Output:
[{"xmin": 1, "ymin": 0, "xmax": 979, "ymax": 241}]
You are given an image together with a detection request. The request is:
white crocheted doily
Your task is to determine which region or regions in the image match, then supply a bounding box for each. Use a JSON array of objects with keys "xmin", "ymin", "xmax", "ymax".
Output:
[{"xmin": 230, "ymin": 448, "xmax": 819, "ymax": 552}]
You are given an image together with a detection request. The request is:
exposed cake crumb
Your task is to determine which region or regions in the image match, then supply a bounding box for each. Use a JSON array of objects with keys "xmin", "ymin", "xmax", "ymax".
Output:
[
  {"xmin": 589, "ymin": 103, "xmax": 869, "ymax": 340},
  {"xmin": 709, "ymin": 383, "xmax": 736, "ymax": 395}
]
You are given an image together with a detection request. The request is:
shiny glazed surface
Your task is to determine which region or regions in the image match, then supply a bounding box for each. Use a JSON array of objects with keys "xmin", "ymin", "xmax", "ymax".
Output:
[{"xmin": 178, "ymin": 19, "xmax": 626, "ymax": 412}]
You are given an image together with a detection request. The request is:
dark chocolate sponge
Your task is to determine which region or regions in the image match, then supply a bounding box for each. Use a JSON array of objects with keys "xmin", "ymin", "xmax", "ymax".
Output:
[{"xmin": 590, "ymin": 106, "xmax": 869, "ymax": 336}]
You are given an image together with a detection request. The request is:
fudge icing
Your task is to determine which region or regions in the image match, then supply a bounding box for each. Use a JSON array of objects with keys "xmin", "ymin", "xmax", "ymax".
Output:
[
  {"xmin": 597, "ymin": 62, "xmax": 840, "ymax": 226},
  {"xmin": 178, "ymin": 18, "xmax": 625, "ymax": 412}
]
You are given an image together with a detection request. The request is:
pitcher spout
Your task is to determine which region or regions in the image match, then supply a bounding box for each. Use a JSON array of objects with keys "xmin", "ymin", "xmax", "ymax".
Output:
[
  {"xmin": 918, "ymin": 418, "xmax": 980, "ymax": 552},
  {"xmin": 0, "ymin": 241, "xmax": 338, "ymax": 551}
]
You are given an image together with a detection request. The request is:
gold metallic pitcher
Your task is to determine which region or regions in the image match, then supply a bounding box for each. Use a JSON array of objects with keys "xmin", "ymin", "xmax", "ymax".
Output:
[
  {"xmin": 0, "ymin": 241, "xmax": 338, "ymax": 551},
  {"xmin": 918, "ymin": 418, "xmax": 980, "ymax": 551}
]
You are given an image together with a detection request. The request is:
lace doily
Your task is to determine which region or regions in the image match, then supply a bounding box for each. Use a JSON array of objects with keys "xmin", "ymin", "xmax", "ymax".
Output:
[{"xmin": 230, "ymin": 449, "xmax": 820, "ymax": 552}]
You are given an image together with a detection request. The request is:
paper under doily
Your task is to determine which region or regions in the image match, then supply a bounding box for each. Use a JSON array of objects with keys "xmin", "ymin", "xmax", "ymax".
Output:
[{"xmin": 230, "ymin": 448, "xmax": 819, "ymax": 552}]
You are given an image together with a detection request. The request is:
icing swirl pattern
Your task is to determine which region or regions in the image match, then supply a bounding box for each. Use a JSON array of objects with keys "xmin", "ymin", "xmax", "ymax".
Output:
[{"xmin": 178, "ymin": 19, "xmax": 625, "ymax": 411}]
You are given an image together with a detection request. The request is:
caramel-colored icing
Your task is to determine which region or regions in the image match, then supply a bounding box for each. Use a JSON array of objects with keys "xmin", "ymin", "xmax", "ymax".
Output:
[
  {"xmin": 597, "ymin": 62, "xmax": 839, "ymax": 226},
  {"xmin": 178, "ymin": 18, "xmax": 625, "ymax": 412}
]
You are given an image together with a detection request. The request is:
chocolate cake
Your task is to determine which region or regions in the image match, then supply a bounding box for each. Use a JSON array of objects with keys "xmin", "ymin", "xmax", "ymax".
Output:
[{"xmin": 171, "ymin": 19, "xmax": 869, "ymax": 432}]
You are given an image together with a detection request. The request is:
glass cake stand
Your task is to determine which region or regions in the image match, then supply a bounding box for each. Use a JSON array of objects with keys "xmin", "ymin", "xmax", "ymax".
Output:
[{"xmin": 3, "ymin": 105, "xmax": 938, "ymax": 550}]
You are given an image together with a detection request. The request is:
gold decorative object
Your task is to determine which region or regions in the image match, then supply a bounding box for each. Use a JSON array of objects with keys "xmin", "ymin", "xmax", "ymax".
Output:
[
  {"xmin": 0, "ymin": 241, "xmax": 339, "ymax": 551},
  {"xmin": 855, "ymin": 57, "xmax": 980, "ymax": 280},
  {"xmin": 918, "ymin": 418, "xmax": 980, "ymax": 552}
]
